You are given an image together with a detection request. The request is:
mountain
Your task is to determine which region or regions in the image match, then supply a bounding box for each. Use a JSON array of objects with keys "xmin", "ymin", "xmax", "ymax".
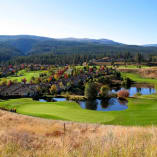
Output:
[
  {"xmin": 0, "ymin": 35, "xmax": 124, "ymax": 56},
  {"xmin": 0, "ymin": 43, "xmax": 21, "ymax": 62},
  {"xmin": 0, "ymin": 35, "xmax": 52, "ymax": 42},
  {"xmin": 0, "ymin": 35, "xmax": 53, "ymax": 55},
  {"xmin": 143, "ymin": 44, "xmax": 157, "ymax": 47},
  {"xmin": 0, "ymin": 35, "xmax": 157, "ymax": 63},
  {"xmin": 59, "ymin": 38, "xmax": 123, "ymax": 45}
]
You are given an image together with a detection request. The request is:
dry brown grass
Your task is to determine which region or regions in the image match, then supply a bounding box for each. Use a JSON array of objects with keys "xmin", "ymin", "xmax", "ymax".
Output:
[
  {"xmin": 119, "ymin": 67, "xmax": 157, "ymax": 79},
  {"xmin": 0, "ymin": 110, "xmax": 157, "ymax": 157},
  {"xmin": 139, "ymin": 68, "xmax": 157, "ymax": 78}
]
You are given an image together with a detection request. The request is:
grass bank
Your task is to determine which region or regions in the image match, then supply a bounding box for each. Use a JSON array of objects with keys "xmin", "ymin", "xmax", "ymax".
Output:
[
  {"xmin": 1, "ymin": 109, "xmax": 157, "ymax": 157},
  {"xmin": 1, "ymin": 94, "xmax": 157, "ymax": 126}
]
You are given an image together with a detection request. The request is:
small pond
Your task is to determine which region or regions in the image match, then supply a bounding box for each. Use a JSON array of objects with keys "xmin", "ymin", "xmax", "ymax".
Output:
[
  {"xmin": 39, "ymin": 85, "xmax": 156, "ymax": 112},
  {"xmin": 112, "ymin": 86, "xmax": 156, "ymax": 97}
]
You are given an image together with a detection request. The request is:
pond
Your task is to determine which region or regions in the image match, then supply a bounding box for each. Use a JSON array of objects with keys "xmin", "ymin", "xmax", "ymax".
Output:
[
  {"xmin": 112, "ymin": 85, "xmax": 156, "ymax": 97},
  {"xmin": 39, "ymin": 85, "xmax": 156, "ymax": 112}
]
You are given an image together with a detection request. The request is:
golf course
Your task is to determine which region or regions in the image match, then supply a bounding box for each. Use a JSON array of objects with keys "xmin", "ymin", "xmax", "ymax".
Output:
[
  {"xmin": 0, "ymin": 93, "xmax": 157, "ymax": 126},
  {"xmin": 1, "ymin": 68, "xmax": 157, "ymax": 126}
]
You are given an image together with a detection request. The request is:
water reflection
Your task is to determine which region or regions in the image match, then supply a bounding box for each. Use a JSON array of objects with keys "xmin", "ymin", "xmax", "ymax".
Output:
[
  {"xmin": 112, "ymin": 86, "xmax": 156, "ymax": 97},
  {"xmin": 79, "ymin": 98, "xmax": 128, "ymax": 111},
  {"xmin": 85, "ymin": 100, "xmax": 97, "ymax": 110},
  {"xmin": 101, "ymin": 99, "xmax": 109, "ymax": 109}
]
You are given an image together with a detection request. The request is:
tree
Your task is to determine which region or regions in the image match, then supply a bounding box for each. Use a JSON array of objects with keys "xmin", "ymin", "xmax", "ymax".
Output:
[
  {"xmin": 7, "ymin": 80, "xmax": 13, "ymax": 86},
  {"xmin": 99, "ymin": 85, "xmax": 109, "ymax": 99},
  {"xmin": 84, "ymin": 82, "xmax": 97, "ymax": 100},
  {"xmin": 21, "ymin": 78, "xmax": 27, "ymax": 84},
  {"xmin": 136, "ymin": 53, "xmax": 143, "ymax": 66},
  {"xmin": 50, "ymin": 84, "xmax": 57, "ymax": 95}
]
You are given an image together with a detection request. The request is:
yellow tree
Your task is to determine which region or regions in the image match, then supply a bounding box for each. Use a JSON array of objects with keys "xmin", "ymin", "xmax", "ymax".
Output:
[{"xmin": 50, "ymin": 84, "xmax": 57, "ymax": 95}]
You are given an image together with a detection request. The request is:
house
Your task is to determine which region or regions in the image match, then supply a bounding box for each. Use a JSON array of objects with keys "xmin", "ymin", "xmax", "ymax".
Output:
[{"xmin": 95, "ymin": 57, "xmax": 112, "ymax": 62}]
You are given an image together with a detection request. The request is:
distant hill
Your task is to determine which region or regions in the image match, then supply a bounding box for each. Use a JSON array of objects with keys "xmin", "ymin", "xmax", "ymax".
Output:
[
  {"xmin": 0, "ymin": 35, "xmax": 157, "ymax": 62},
  {"xmin": 59, "ymin": 38, "xmax": 123, "ymax": 45},
  {"xmin": 0, "ymin": 35, "xmax": 53, "ymax": 55},
  {"xmin": 0, "ymin": 42, "xmax": 21, "ymax": 62},
  {"xmin": 0, "ymin": 35, "xmax": 52, "ymax": 42},
  {"xmin": 143, "ymin": 44, "xmax": 157, "ymax": 47}
]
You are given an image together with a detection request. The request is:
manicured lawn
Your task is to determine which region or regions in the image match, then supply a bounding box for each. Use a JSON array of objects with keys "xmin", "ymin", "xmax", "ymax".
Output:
[
  {"xmin": 122, "ymin": 72, "xmax": 157, "ymax": 84},
  {"xmin": 0, "ymin": 70, "xmax": 48, "ymax": 82},
  {"xmin": 1, "ymin": 94, "xmax": 157, "ymax": 126},
  {"xmin": 0, "ymin": 99, "xmax": 113, "ymax": 123}
]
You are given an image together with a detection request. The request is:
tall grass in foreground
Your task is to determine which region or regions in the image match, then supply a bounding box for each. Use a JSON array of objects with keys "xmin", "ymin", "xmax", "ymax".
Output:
[{"xmin": 0, "ymin": 110, "xmax": 157, "ymax": 157}]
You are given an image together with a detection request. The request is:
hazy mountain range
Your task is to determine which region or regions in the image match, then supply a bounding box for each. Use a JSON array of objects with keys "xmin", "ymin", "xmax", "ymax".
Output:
[{"xmin": 0, "ymin": 35, "xmax": 157, "ymax": 62}]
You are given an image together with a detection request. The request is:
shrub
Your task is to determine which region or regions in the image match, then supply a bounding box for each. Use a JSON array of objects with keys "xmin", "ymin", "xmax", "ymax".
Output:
[
  {"xmin": 99, "ymin": 85, "xmax": 110, "ymax": 99},
  {"xmin": 117, "ymin": 90, "xmax": 129, "ymax": 98}
]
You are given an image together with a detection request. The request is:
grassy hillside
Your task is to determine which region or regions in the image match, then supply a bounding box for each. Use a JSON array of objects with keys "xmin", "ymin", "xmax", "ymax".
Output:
[
  {"xmin": 0, "ymin": 109, "xmax": 157, "ymax": 156},
  {"xmin": 122, "ymin": 72, "xmax": 157, "ymax": 84}
]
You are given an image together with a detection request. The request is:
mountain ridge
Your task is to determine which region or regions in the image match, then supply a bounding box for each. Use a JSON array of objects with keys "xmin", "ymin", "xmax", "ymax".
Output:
[{"xmin": 0, "ymin": 35, "xmax": 157, "ymax": 63}]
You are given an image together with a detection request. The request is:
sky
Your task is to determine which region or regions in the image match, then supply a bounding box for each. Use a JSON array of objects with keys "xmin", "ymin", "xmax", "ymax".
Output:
[{"xmin": 0, "ymin": 0, "xmax": 157, "ymax": 45}]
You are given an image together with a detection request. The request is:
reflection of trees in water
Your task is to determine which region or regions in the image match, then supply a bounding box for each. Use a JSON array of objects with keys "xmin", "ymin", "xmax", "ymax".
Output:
[
  {"xmin": 85, "ymin": 100, "xmax": 97, "ymax": 110},
  {"xmin": 123, "ymin": 84, "xmax": 131, "ymax": 89},
  {"xmin": 137, "ymin": 88, "xmax": 141, "ymax": 93},
  {"xmin": 149, "ymin": 88, "xmax": 152, "ymax": 94},
  {"xmin": 101, "ymin": 99, "xmax": 109, "ymax": 109},
  {"xmin": 118, "ymin": 99, "xmax": 128, "ymax": 106},
  {"xmin": 114, "ymin": 86, "xmax": 121, "ymax": 92}
]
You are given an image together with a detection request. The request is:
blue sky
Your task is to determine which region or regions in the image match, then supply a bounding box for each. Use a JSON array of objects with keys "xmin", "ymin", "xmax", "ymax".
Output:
[{"xmin": 0, "ymin": 0, "xmax": 157, "ymax": 45}]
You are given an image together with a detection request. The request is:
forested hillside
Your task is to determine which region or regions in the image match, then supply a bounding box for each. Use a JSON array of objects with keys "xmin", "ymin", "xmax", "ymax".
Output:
[{"xmin": 0, "ymin": 35, "xmax": 157, "ymax": 64}]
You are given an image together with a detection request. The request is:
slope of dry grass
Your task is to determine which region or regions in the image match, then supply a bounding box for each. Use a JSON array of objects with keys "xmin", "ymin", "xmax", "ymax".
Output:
[
  {"xmin": 0, "ymin": 110, "xmax": 157, "ymax": 157},
  {"xmin": 120, "ymin": 67, "xmax": 157, "ymax": 79}
]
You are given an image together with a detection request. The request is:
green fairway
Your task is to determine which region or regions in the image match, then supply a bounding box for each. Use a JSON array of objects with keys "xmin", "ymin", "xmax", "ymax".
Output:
[
  {"xmin": 0, "ymin": 98, "xmax": 114, "ymax": 123},
  {"xmin": 0, "ymin": 70, "xmax": 48, "ymax": 82},
  {"xmin": 1, "ymin": 95, "xmax": 157, "ymax": 126},
  {"xmin": 122, "ymin": 72, "xmax": 157, "ymax": 84}
]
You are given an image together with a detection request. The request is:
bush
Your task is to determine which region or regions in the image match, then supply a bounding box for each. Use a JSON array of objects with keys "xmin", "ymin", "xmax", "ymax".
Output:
[
  {"xmin": 117, "ymin": 90, "xmax": 129, "ymax": 98},
  {"xmin": 100, "ymin": 85, "xmax": 110, "ymax": 99}
]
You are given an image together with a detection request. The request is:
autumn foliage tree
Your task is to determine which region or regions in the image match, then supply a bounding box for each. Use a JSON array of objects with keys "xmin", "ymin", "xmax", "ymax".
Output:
[
  {"xmin": 7, "ymin": 80, "xmax": 13, "ymax": 86},
  {"xmin": 21, "ymin": 78, "xmax": 27, "ymax": 84},
  {"xmin": 50, "ymin": 84, "xmax": 57, "ymax": 95}
]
